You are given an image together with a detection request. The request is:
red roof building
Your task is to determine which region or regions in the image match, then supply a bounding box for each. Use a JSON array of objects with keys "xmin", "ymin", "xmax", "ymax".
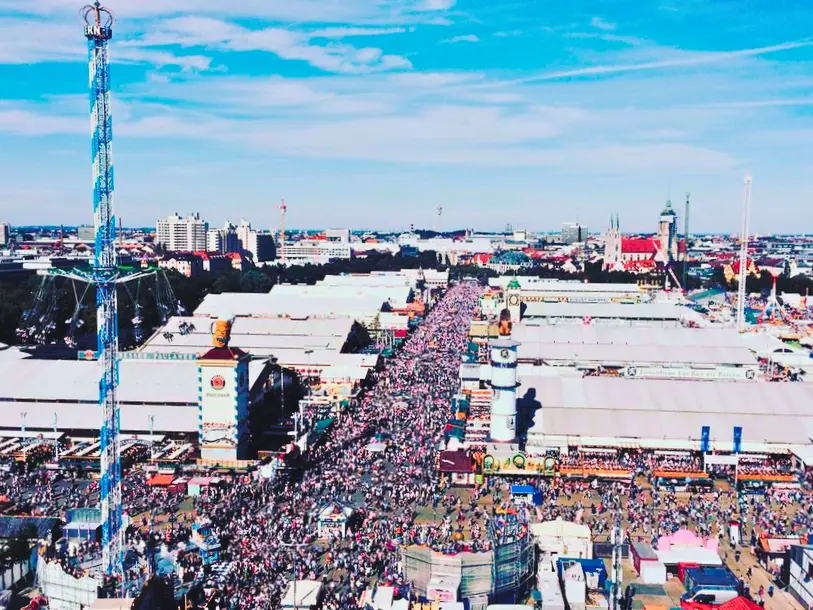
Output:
[
  {"xmin": 472, "ymin": 253, "xmax": 492, "ymax": 267},
  {"xmin": 621, "ymin": 237, "xmax": 659, "ymax": 255}
]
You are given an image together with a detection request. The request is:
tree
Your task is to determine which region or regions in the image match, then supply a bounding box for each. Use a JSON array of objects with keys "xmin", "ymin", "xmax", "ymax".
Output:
[{"xmin": 0, "ymin": 523, "xmax": 37, "ymax": 568}]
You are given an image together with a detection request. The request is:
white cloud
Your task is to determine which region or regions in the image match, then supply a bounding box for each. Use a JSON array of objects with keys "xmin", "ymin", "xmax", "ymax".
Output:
[
  {"xmin": 591, "ymin": 17, "xmax": 617, "ymax": 31},
  {"xmin": 494, "ymin": 29, "xmax": 523, "ymax": 37},
  {"xmin": 308, "ymin": 27, "xmax": 408, "ymax": 38},
  {"xmin": 442, "ymin": 34, "xmax": 479, "ymax": 44},
  {"xmin": 0, "ymin": 17, "xmax": 213, "ymax": 70},
  {"xmin": 385, "ymin": 72, "xmax": 484, "ymax": 88},
  {"xmin": 421, "ymin": 0, "xmax": 456, "ymax": 10},
  {"xmin": 132, "ymin": 16, "xmax": 412, "ymax": 74},
  {"xmin": 0, "ymin": 0, "xmax": 453, "ymax": 24},
  {"xmin": 0, "ymin": 108, "xmax": 85, "ymax": 136}
]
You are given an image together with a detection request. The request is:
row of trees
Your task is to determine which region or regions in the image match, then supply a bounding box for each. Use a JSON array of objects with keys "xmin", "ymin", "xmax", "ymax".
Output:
[
  {"xmin": 0, "ymin": 251, "xmax": 444, "ymax": 347},
  {"xmin": 4, "ymin": 250, "xmax": 811, "ymax": 348}
]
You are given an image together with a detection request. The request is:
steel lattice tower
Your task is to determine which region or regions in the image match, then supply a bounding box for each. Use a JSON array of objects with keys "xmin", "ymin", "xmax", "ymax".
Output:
[
  {"xmin": 36, "ymin": 2, "xmax": 157, "ymax": 583},
  {"xmin": 83, "ymin": 1, "xmax": 122, "ymax": 577}
]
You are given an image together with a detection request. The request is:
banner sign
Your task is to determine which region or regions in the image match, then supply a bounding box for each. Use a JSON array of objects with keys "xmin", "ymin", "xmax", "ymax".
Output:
[
  {"xmin": 733, "ymin": 426, "xmax": 743, "ymax": 454},
  {"xmin": 624, "ymin": 366, "xmax": 757, "ymax": 381}
]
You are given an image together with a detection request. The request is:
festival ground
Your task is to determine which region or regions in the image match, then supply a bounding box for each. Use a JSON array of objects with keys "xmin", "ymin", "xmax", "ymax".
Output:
[
  {"xmin": 4, "ymin": 282, "xmax": 811, "ymax": 609},
  {"xmin": 412, "ymin": 476, "xmax": 805, "ymax": 609}
]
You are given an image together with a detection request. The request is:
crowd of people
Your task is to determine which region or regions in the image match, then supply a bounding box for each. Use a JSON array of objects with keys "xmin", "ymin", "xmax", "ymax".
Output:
[
  {"xmin": 738, "ymin": 456, "xmax": 793, "ymax": 475},
  {"xmin": 174, "ymin": 282, "xmax": 484, "ymax": 609},
  {"xmin": 3, "ymin": 278, "xmax": 813, "ymax": 610}
]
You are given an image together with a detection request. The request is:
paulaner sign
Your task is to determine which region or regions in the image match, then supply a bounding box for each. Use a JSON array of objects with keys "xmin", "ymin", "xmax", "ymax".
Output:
[{"xmin": 623, "ymin": 366, "xmax": 757, "ymax": 381}]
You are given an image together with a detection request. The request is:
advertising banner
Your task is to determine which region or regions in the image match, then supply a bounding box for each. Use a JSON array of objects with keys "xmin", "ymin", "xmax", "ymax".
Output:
[{"xmin": 623, "ymin": 366, "xmax": 757, "ymax": 381}]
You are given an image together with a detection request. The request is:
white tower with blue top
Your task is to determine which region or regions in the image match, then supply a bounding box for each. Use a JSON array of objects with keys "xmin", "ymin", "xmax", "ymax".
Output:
[{"xmin": 490, "ymin": 309, "xmax": 520, "ymax": 442}]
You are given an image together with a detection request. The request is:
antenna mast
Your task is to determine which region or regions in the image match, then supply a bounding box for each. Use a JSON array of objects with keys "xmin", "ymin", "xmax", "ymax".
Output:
[
  {"xmin": 683, "ymin": 193, "xmax": 690, "ymax": 293},
  {"xmin": 436, "ymin": 205, "xmax": 443, "ymax": 233},
  {"xmin": 280, "ymin": 199, "xmax": 287, "ymax": 265},
  {"xmin": 736, "ymin": 175, "xmax": 752, "ymax": 332}
]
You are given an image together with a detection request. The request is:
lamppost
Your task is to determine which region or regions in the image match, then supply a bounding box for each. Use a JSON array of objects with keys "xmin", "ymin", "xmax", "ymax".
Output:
[
  {"xmin": 304, "ymin": 349, "xmax": 314, "ymax": 394},
  {"xmin": 53, "ymin": 411, "xmax": 59, "ymax": 463},
  {"xmin": 279, "ymin": 540, "xmax": 308, "ymax": 608},
  {"xmin": 21, "ymin": 412, "xmax": 28, "ymax": 461},
  {"xmin": 148, "ymin": 414, "xmax": 155, "ymax": 462},
  {"xmin": 303, "ymin": 349, "xmax": 314, "ymax": 434}
]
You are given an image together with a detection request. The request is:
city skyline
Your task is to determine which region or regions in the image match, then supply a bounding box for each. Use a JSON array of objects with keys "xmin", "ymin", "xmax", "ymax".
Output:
[{"xmin": 0, "ymin": 0, "xmax": 812, "ymax": 233}]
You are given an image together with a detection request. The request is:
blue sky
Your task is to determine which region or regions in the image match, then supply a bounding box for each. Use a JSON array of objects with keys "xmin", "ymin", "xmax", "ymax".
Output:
[{"xmin": 0, "ymin": 0, "xmax": 811, "ymax": 233}]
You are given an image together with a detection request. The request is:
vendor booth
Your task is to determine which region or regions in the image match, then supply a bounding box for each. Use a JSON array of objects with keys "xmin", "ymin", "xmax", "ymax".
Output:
[
  {"xmin": 531, "ymin": 518, "xmax": 593, "ymax": 559},
  {"xmin": 191, "ymin": 521, "xmax": 221, "ymax": 565},
  {"xmin": 316, "ymin": 502, "xmax": 355, "ymax": 539},
  {"xmin": 64, "ymin": 508, "xmax": 101, "ymax": 542},
  {"xmin": 511, "ymin": 485, "xmax": 542, "ymax": 506}
]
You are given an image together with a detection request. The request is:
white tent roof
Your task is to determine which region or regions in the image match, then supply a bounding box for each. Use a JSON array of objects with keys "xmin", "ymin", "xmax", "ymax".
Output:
[
  {"xmin": 143, "ymin": 316, "xmax": 347, "ymax": 353},
  {"xmin": 517, "ymin": 342, "xmax": 756, "ymax": 366},
  {"xmin": 740, "ymin": 331, "xmax": 805, "ymax": 357},
  {"xmin": 195, "ymin": 292, "xmax": 386, "ymax": 321},
  {"xmin": 522, "ymin": 375, "xmax": 813, "ymax": 446},
  {"xmin": 523, "ymin": 302, "xmax": 687, "ymax": 320},
  {"xmin": 490, "ymin": 277, "xmax": 640, "ymax": 293},
  {"xmin": 513, "ymin": 325, "xmax": 745, "ymax": 348},
  {"xmin": 281, "ymin": 580, "xmax": 323, "ymax": 608},
  {"xmin": 530, "ymin": 518, "xmax": 591, "ymax": 540}
]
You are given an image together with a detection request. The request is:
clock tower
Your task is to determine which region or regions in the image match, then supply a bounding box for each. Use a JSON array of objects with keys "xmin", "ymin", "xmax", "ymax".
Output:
[
  {"xmin": 489, "ymin": 308, "xmax": 520, "ymax": 443},
  {"xmin": 505, "ymin": 276, "xmax": 522, "ymax": 322}
]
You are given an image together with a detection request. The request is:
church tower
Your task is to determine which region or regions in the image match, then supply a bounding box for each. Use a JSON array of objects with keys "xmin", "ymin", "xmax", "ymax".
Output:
[
  {"xmin": 658, "ymin": 200, "xmax": 678, "ymax": 262},
  {"xmin": 603, "ymin": 214, "xmax": 622, "ymax": 270}
]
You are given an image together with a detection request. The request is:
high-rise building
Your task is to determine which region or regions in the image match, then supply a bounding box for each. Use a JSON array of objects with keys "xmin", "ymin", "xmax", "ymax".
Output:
[
  {"xmin": 236, "ymin": 219, "xmax": 252, "ymax": 252},
  {"xmin": 156, "ymin": 213, "xmax": 208, "ymax": 252},
  {"xmin": 325, "ymin": 228, "xmax": 350, "ymax": 243},
  {"xmin": 206, "ymin": 229, "xmax": 223, "ymax": 253},
  {"xmin": 207, "ymin": 221, "xmax": 240, "ymax": 254},
  {"xmin": 561, "ymin": 222, "xmax": 588, "ymax": 244},
  {"xmin": 0, "ymin": 222, "xmax": 10, "ymax": 246},
  {"xmin": 246, "ymin": 231, "xmax": 277, "ymax": 263}
]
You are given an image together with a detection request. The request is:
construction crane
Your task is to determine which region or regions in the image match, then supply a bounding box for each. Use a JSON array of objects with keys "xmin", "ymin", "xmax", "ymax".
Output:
[
  {"xmin": 736, "ymin": 175, "xmax": 752, "ymax": 333},
  {"xmin": 280, "ymin": 198, "xmax": 287, "ymax": 264},
  {"xmin": 42, "ymin": 2, "xmax": 154, "ymax": 581}
]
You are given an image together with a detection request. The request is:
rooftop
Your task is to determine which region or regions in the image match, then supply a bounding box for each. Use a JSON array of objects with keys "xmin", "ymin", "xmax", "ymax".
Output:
[
  {"xmin": 522, "ymin": 301, "xmax": 692, "ymax": 320},
  {"xmin": 517, "ymin": 342, "xmax": 756, "ymax": 366},
  {"xmin": 521, "ymin": 375, "xmax": 813, "ymax": 447},
  {"xmin": 513, "ymin": 325, "xmax": 745, "ymax": 348}
]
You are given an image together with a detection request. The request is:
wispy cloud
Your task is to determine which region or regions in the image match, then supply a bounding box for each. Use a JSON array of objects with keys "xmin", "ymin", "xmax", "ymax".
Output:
[
  {"xmin": 494, "ymin": 29, "xmax": 523, "ymax": 37},
  {"xmin": 442, "ymin": 34, "xmax": 479, "ymax": 44},
  {"xmin": 591, "ymin": 16, "xmax": 616, "ymax": 31},
  {"xmin": 130, "ymin": 16, "xmax": 413, "ymax": 73},
  {"xmin": 491, "ymin": 39, "xmax": 813, "ymax": 85},
  {"xmin": 563, "ymin": 32, "xmax": 642, "ymax": 46},
  {"xmin": 308, "ymin": 26, "xmax": 409, "ymax": 38},
  {"xmin": 0, "ymin": 17, "xmax": 213, "ymax": 70},
  {"xmin": 0, "ymin": 0, "xmax": 453, "ymax": 24}
]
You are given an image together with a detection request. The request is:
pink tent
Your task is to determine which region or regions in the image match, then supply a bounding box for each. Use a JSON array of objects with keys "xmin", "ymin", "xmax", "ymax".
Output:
[{"xmin": 658, "ymin": 528, "xmax": 719, "ymax": 553}]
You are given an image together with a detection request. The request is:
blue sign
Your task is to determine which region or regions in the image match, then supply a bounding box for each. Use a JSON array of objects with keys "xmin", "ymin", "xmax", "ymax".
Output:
[
  {"xmin": 733, "ymin": 426, "xmax": 742, "ymax": 454},
  {"xmin": 701, "ymin": 426, "xmax": 710, "ymax": 453}
]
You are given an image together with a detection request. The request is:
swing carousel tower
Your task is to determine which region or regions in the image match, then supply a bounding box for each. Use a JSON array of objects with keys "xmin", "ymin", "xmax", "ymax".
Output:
[{"xmin": 44, "ymin": 2, "xmax": 155, "ymax": 579}]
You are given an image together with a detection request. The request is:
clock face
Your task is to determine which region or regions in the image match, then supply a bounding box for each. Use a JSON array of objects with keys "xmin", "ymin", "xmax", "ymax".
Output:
[
  {"xmin": 508, "ymin": 295, "xmax": 520, "ymax": 306},
  {"xmin": 500, "ymin": 348, "xmax": 510, "ymax": 359}
]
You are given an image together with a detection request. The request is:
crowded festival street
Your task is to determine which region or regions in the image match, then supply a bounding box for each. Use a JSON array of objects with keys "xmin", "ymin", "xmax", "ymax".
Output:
[{"xmin": 181, "ymin": 281, "xmax": 484, "ymax": 609}]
